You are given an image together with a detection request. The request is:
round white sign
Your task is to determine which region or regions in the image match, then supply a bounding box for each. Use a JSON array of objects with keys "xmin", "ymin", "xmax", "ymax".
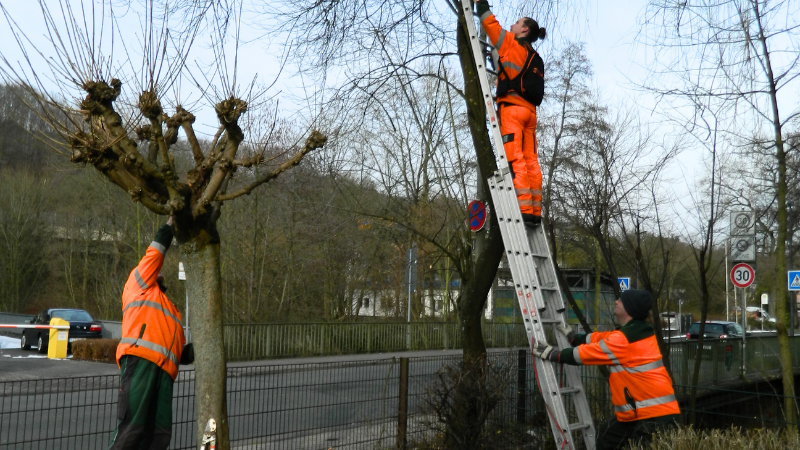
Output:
[{"xmin": 731, "ymin": 263, "xmax": 754, "ymax": 288}]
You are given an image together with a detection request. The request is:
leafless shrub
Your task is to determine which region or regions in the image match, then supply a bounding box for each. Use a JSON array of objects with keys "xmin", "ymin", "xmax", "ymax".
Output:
[
  {"xmin": 418, "ymin": 354, "xmax": 541, "ymax": 449},
  {"xmin": 71, "ymin": 338, "xmax": 119, "ymax": 363}
]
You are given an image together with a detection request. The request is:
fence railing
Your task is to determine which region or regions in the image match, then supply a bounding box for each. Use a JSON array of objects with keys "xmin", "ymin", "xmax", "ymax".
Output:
[
  {"xmin": 222, "ymin": 322, "xmax": 529, "ymax": 360},
  {"xmin": 2, "ymin": 346, "xmax": 798, "ymax": 450},
  {"xmin": 664, "ymin": 335, "xmax": 800, "ymax": 388}
]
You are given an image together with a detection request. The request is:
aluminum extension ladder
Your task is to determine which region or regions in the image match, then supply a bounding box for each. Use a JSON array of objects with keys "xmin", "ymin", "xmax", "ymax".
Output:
[{"xmin": 460, "ymin": 1, "xmax": 596, "ymax": 448}]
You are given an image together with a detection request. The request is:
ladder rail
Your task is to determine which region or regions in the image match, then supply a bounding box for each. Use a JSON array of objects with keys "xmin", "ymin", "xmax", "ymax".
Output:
[{"xmin": 460, "ymin": 2, "xmax": 596, "ymax": 449}]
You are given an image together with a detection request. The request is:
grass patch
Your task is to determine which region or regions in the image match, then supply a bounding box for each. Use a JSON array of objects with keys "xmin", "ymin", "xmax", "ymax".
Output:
[
  {"xmin": 636, "ymin": 426, "xmax": 799, "ymax": 449},
  {"xmin": 71, "ymin": 339, "xmax": 119, "ymax": 363}
]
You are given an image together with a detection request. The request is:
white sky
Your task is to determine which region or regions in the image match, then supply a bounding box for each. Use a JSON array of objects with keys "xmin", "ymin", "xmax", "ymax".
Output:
[{"xmin": 0, "ymin": 1, "xmax": 653, "ymax": 136}]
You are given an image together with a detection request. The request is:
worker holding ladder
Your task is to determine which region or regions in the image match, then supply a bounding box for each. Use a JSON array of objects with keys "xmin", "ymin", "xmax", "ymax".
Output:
[{"xmin": 534, "ymin": 290, "xmax": 681, "ymax": 449}]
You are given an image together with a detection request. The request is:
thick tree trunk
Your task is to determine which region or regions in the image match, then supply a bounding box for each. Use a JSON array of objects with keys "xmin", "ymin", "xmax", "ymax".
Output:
[
  {"xmin": 180, "ymin": 228, "xmax": 230, "ymax": 450},
  {"xmin": 455, "ymin": 13, "xmax": 504, "ymax": 362}
]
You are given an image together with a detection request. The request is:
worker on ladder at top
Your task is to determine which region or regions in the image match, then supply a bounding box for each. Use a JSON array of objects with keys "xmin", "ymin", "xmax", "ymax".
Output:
[{"xmin": 476, "ymin": 0, "xmax": 547, "ymax": 228}]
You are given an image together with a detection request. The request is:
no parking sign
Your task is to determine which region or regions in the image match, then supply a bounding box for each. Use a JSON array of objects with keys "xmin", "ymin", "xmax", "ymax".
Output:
[{"xmin": 467, "ymin": 200, "xmax": 486, "ymax": 232}]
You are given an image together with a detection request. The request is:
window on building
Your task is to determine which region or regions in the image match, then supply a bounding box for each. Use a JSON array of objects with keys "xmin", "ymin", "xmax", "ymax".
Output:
[{"xmin": 363, "ymin": 298, "xmax": 370, "ymax": 308}]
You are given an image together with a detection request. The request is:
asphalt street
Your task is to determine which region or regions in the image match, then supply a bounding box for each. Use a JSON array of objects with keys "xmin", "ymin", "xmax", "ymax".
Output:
[{"xmin": 0, "ymin": 341, "xmax": 504, "ymax": 449}]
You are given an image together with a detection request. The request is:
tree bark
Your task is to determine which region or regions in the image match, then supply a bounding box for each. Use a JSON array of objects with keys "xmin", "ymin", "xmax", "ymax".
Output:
[
  {"xmin": 180, "ymin": 225, "xmax": 229, "ymax": 450},
  {"xmin": 454, "ymin": 14, "xmax": 504, "ymax": 362}
]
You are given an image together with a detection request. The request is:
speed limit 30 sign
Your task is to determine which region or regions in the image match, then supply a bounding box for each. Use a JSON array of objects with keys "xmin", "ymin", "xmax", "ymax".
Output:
[{"xmin": 731, "ymin": 263, "xmax": 755, "ymax": 288}]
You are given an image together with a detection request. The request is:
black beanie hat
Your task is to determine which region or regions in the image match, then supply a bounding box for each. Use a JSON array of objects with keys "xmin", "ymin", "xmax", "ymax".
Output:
[{"xmin": 620, "ymin": 289, "xmax": 653, "ymax": 320}]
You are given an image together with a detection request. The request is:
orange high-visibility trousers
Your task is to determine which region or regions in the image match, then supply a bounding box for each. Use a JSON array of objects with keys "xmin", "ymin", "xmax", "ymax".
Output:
[{"xmin": 499, "ymin": 103, "xmax": 541, "ymax": 217}]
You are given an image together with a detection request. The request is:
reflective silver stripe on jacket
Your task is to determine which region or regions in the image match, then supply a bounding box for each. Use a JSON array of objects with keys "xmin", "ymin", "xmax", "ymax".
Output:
[
  {"xmin": 599, "ymin": 340, "xmax": 622, "ymax": 366},
  {"xmin": 501, "ymin": 61, "xmax": 522, "ymax": 72},
  {"xmin": 134, "ymin": 269, "xmax": 148, "ymax": 289},
  {"xmin": 150, "ymin": 241, "xmax": 167, "ymax": 255},
  {"xmin": 496, "ymin": 30, "xmax": 507, "ymax": 48},
  {"xmin": 123, "ymin": 300, "xmax": 182, "ymax": 327},
  {"xmin": 624, "ymin": 359, "xmax": 664, "ymax": 374},
  {"xmin": 573, "ymin": 347, "xmax": 582, "ymax": 364},
  {"xmin": 479, "ymin": 11, "xmax": 492, "ymax": 22},
  {"xmin": 120, "ymin": 337, "xmax": 179, "ymax": 368},
  {"xmin": 614, "ymin": 394, "xmax": 677, "ymax": 413},
  {"xmin": 585, "ymin": 333, "xmax": 593, "ymax": 344}
]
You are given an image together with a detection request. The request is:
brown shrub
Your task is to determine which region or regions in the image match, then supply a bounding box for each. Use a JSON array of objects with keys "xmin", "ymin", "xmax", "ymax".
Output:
[{"xmin": 71, "ymin": 338, "xmax": 119, "ymax": 363}]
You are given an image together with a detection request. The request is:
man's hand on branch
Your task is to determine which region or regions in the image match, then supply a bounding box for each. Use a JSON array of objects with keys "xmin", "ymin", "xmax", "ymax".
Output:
[
  {"xmin": 167, "ymin": 215, "xmax": 174, "ymax": 226},
  {"xmin": 532, "ymin": 341, "xmax": 558, "ymax": 362}
]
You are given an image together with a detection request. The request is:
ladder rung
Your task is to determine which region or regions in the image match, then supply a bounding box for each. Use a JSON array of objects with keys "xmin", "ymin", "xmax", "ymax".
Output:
[
  {"xmin": 560, "ymin": 387, "xmax": 581, "ymax": 395},
  {"xmin": 541, "ymin": 319, "xmax": 560, "ymax": 324},
  {"xmin": 569, "ymin": 422, "xmax": 591, "ymax": 432}
]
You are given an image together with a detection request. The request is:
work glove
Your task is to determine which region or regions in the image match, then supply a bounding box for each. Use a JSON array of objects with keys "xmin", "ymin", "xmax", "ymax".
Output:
[
  {"xmin": 180, "ymin": 343, "xmax": 195, "ymax": 365},
  {"xmin": 557, "ymin": 324, "xmax": 575, "ymax": 343},
  {"xmin": 532, "ymin": 341, "xmax": 558, "ymax": 362}
]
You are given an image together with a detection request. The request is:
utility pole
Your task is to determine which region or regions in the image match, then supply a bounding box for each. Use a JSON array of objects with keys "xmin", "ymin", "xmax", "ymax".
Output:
[{"xmin": 406, "ymin": 245, "xmax": 417, "ymax": 349}]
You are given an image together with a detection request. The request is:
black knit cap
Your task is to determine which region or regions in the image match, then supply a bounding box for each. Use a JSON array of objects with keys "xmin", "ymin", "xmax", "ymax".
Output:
[{"xmin": 620, "ymin": 289, "xmax": 653, "ymax": 320}]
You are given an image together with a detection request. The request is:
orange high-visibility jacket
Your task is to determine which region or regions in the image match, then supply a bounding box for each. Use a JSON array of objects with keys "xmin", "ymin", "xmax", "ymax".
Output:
[
  {"xmin": 558, "ymin": 320, "xmax": 680, "ymax": 422},
  {"xmin": 479, "ymin": 6, "xmax": 537, "ymax": 113},
  {"xmin": 116, "ymin": 224, "xmax": 185, "ymax": 380}
]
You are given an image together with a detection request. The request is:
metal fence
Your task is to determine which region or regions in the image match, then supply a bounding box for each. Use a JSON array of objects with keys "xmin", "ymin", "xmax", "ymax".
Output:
[
  {"xmin": 223, "ymin": 322, "xmax": 529, "ymax": 361},
  {"xmin": 0, "ymin": 350, "xmax": 606, "ymax": 450},
  {"xmin": 2, "ymin": 339, "xmax": 799, "ymax": 450},
  {"xmin": 664, "ymin": 335, "xmax": 800, "ymax": 387}
]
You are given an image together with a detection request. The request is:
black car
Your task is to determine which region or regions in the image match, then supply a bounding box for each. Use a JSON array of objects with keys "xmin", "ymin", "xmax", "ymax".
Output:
[
  {"xmin": 21, "ymin": 309, "xmax": 103, "ymax": 353},
  {"xmin": 686, "ymin": 321, "xmax": 745, "ymax": 340}
]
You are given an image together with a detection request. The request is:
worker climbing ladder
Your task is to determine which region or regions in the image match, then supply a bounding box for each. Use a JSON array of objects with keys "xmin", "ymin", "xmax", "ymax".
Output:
[{"xmin": 460, "ymin": 1, "xmax": 596, "ymax": 449}]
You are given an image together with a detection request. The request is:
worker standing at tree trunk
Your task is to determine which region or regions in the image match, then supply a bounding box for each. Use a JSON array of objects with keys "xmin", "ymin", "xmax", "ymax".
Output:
[
  {"xmin": 110, "ymin": 216, "xmax": 192, "ymax": 450},
  {"xmin": 476, "ymin": 0, "xmax": 547, "ymax": 227},
  {"xmin": 533, "ymin": 290, "xmax": 681, "ymax": 449}
]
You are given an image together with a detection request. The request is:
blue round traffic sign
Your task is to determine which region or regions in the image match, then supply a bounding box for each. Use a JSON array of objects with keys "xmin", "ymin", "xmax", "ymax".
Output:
[{"xmin": 468, "ymin": 200, "xmax": 486, "ymax": 232}]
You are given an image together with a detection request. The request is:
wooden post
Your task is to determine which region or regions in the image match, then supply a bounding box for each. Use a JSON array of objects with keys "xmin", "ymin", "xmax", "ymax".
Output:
[{"xmin": 397, "ymin": 357, "xmax": 409, "ymax": 450}]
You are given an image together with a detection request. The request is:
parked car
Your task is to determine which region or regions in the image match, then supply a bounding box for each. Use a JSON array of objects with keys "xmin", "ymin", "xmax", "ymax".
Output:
[
  {"xmin": 21, "ymin": 309, "xmax": 102, "ymax": 354},
  {"xmin": 686, "ymin": 321, "xmax": 746, "ymax": 340}
]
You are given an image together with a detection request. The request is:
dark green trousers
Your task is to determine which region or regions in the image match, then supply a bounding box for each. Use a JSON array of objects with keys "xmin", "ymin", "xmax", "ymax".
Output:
[
  {"xmin": 596, "ymin": 414, "xmax": 681, "ymax": 450},
  {"xmin": 109, "ymin": 355, "xmax": 174, "ymax": 450}
]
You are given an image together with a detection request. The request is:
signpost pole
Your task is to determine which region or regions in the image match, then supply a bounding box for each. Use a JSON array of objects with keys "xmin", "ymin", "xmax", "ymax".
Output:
[
  {"xmin": 741, "ymin": 287, "xmax": 746, "ymax": 377},
  {"xmin": 725, "ymin": 245, "xmax": 730, "ymax": 322}
]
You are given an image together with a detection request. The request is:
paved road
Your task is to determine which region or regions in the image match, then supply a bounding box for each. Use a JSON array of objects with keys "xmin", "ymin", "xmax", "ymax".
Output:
[{"xmin": 0, "ymin": 345, "xmax": 520, "ymax": 449}]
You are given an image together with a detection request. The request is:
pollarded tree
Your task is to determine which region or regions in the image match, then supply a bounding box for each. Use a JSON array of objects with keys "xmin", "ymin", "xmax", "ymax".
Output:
[{"xmin": 0, "ymin": 1, "xmax": 325, "ymax": 448}]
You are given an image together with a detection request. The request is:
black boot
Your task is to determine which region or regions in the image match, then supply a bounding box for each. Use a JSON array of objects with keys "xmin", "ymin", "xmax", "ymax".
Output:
[{"xmin": 522, "ymin": 214, "xmax": 541, "ymax": 228}]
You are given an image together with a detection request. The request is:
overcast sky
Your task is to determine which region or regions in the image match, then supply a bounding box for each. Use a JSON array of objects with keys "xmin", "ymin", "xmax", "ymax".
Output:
[{"xmin": 2, "ymin": 0, "xmax": 798, "ymax": 238}]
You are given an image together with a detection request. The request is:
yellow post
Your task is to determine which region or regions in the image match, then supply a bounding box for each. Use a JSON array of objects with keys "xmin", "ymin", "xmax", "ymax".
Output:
[{"xmin": 48, "ymin": 318, "xmax": 69, "ymax": 359}]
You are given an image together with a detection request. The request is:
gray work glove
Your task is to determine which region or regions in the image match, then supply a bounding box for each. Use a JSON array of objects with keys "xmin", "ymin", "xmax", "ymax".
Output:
[
  {"xmin": 532, "ymin": 341, "xmax": 558, "ymax": 362},
  {"xmin": 557, "ymin": 324, "xmax": 575, "ymax": 343}
]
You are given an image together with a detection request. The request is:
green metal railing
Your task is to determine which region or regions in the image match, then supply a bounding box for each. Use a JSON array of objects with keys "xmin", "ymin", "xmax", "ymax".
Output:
[
  {"xmin": 222, "ymin": 322, "xmax": 800, "ymax": 390},
  {"xmin": 222, "ymin": 322, "xmax": 529, "ymax": 360},
  {"xmin": 665, "ymin": 335, "xmax": 800, "ymax": 388}
]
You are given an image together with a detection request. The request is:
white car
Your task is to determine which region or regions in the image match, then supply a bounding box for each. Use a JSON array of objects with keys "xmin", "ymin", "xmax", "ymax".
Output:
[{"xmin": 745, "ymin": 306, "xmax": 776, "ymax": 323}]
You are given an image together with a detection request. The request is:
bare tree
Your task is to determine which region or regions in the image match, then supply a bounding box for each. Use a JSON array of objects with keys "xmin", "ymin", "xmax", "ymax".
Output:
[
  {"xmin": 641, "ymin": 0, "xmax": 800, "ymax": 425},
  {"xmin": 0, "ymin": 1, "xmax": 325, "ymax": 447}
]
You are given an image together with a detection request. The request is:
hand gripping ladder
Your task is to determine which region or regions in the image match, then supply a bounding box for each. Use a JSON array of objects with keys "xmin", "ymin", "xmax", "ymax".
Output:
[{"xmin": 460, "ymin": 2, "xmax": 596, "ymax": 449}]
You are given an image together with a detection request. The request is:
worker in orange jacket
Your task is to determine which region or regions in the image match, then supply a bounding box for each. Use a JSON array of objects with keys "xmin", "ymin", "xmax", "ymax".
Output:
[
  {"xmin": 110, "ymin": 216, "xmax": 191, "ymax": 450},
  {"xmin": 477, "ymin": 0, "xmax": 546, "ymax": 227},
  {"xmin": 533, "ymin": 290, "xmax": 681, "ymax": 450}
]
